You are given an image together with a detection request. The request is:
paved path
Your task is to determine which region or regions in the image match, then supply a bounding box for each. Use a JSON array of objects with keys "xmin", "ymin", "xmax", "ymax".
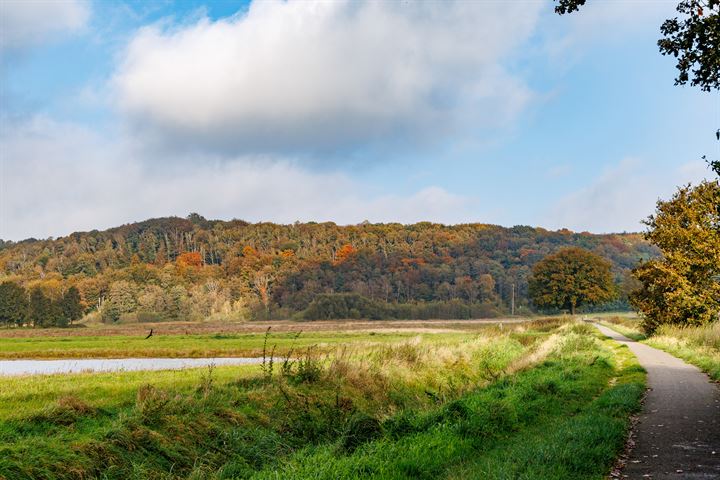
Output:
[{"xmin": 594, "ymin": 323, "xmax": 720, "ymax": 479}]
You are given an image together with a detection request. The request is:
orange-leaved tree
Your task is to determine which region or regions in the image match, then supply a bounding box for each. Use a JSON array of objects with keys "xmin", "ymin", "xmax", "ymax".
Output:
[{"xmin": 176, "ymin": 252, "xmax": 203, "ymax": 268}]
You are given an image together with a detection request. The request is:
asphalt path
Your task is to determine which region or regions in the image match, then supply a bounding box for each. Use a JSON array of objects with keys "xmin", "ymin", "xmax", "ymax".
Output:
[{"xmin": 594, "ymin": 323, "xmax": 720, "ymax": 479}]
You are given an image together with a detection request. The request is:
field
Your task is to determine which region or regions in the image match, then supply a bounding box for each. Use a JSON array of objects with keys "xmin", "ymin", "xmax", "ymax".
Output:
[
  {"xmin": 600, "ymin": 316, "xmax": 720, "ymax": 381},
  {"xmin": 0, "ymin": 318, "xmax": 645, "ymax": 479},
  {"xmin": 0, "ymin": 319, "xmax": 526, "ymax": 359}
]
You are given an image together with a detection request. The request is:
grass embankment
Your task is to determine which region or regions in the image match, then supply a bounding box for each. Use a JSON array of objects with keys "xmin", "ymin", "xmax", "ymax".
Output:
[
  {"xmin": 0, "ymin": 320, "xmax": 644, "ymax": 479},
  {"xmin": 601, "ymin": 316, "xmax": 720, "ymax": 381}
]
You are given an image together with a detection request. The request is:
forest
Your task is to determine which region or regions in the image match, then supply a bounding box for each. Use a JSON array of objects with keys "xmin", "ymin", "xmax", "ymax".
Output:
[{"xmin": 0, "ymin": 216, "xmax": 657, "ymax": 324}]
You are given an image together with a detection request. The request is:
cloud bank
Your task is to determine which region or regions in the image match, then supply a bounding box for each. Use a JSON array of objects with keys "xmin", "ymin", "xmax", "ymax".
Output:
[
  {"xmin": 0, "ymin": 0, "xmax": 89, "ymax": 52},
  {"xmin": 113, "ymin": 0, "xmax": 540, "ymax": 154},
  {"xmin": 0, "ymin": 116, "xmax": 477, "ymax": 241}
]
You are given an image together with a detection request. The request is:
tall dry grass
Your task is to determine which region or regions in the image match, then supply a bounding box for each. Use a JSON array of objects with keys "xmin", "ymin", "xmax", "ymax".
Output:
[{"xmin": 654, "ymin": 322, "xmax": 720, "ymax": 350}]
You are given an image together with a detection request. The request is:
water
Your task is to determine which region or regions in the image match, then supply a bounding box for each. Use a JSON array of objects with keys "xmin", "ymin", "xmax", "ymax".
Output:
[{"xmin": 0, "ymin": 357, "xmax": 265, "ymax": 376}]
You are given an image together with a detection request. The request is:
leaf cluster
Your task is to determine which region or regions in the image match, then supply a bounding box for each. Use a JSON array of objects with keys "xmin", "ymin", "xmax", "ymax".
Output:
[
  {"xmin": 658, "ymin": 0, "xmax": 720, "ymax": 92},
  {"xmin": 631, "ymin": 178, "xmax": 720, "ymax": 332}
]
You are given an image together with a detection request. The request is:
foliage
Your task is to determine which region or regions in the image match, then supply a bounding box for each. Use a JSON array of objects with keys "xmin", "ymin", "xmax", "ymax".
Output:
[
  {"xmin": 303, "ymin": 293, "xmax": 385, "ymax": 320},
  {"xmin": 101, "ymin": 280, "xmax": 137, "ymax": 323},
  {"xmin": 28, "ymin": 288, "xmax": 57, "ymax": 328},
  {"xmin": 0, "ymin": 216, "xmax": 656, "ymax": 322},
  {"xmin": 631, "ymin": 176, "xmax": 720, "ymax": 332},
  {"xmin": 0, "ymin": 283, "xmax": 81, "ymax": 328},
  {"xmin": 554, "ymin": 0, "xmax": 585, "ymax": 14},
  {"xmin": 529, "ymin": 247, "xmax": 615, "ymax": 314},
  {"xmin": 59, "ymin": 286, "xmax": 82, "ymax": 326},
  {"xmin": 658, "ymin": 0, "xmax": 720, "ymax": 92},
  {"xmin": 0, "ymin": 281, "xmax": 28, "ymax": 326}
]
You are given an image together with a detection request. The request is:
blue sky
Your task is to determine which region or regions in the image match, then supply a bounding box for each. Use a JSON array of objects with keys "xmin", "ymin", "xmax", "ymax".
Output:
[{"xmin": 1, "ymin": 0, "xmax": 717, "ymax": 241}]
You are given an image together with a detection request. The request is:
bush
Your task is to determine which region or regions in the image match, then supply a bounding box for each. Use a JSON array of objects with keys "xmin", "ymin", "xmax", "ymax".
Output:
[
  {"xmin": 303, "ymin": 294, "xmax": 386, "ymax": 320},
  {"xmin": 137, "ymin": 311, "xmax": 163, "ymax": 323},
  {"xmin": 302, "ymin": 294, "xmax": 503, "ymax": 320}
]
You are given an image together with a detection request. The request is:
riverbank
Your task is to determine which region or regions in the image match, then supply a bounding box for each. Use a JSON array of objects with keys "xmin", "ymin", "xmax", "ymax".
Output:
[{"xmin": 0, "ymin": 318, "xmax": 644, "ymax": 479}]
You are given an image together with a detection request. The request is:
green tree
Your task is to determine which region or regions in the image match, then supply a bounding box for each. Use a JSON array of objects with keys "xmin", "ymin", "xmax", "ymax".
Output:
[
  {"xmin": 631, "ymin": 175, "xmax": 720, "ymax": 332},
  {"xmin": 59, "ymin": 286, "xmax": 83, "ymax": 326},
  {"xmin": 166, "ymin": 285, "xmax": 189, "ymax": 320},
  {"xmin": 529, "ymin": 247, "xmax": 615, "ymax": 315},
  {"xmin": 28, "ymin": 288, "xmax": 55, "ymax": 328},
  {"xmin": 102, "ymin": 281, "xmax": 137, "ymax": 323},
  {"xmin": 0, "ymin": 281, "xmax": 28, "ymax": 326}
]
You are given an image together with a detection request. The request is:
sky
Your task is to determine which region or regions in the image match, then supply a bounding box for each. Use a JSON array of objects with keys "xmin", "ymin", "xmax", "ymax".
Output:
[{"xmin": 0, "ymin": 0, "xmax": 717, "ymax": 241}]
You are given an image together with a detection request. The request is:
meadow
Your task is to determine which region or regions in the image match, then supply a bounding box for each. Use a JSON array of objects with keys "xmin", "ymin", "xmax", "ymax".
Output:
[
  {"xmin": 0, "ymin": 318, "xmax": 645, "ymax": 479},
  {"xmin": 0, "ymin": 319, "xmax": 516, "ymax": 359}
]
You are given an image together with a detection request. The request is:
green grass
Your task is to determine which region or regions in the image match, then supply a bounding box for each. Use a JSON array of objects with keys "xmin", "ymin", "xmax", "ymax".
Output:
[
  {"xmin": 600, "ymin": 316, "xmax": 720, "ymax": 381},
  {"xmin": 253, "ymin": 324, "xmax": 645, "ymax": 480},
  {"xmin": 0, "ymin": 365, "xmax": 260, "ymax": 420},
  {"xmin": 0, "ymin": 331, "xmax": 459, "ymax": 359},
  {"xmin": 0, "ymin": 320, "xmax": 645, "ymax": 480},
  {"xmin": 598, "ymin": 317, "xmax": 647, "ymax": 341}
]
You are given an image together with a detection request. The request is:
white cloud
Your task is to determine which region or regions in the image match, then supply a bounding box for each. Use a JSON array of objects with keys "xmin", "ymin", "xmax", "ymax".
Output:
[
  {"xmin": 112, "ymin": 0, "xmax": 541, "ymax": 154},
  {"xmin": 0, "ymin": 116, "xmax": 477, "ymax": 241},
  {"xmin": 0, "ymin": 0, "xmax": 89, "ymax": 51},
  {"xmin": 544, "ymin": 157, "xmax": 712, "ymax": 233}
]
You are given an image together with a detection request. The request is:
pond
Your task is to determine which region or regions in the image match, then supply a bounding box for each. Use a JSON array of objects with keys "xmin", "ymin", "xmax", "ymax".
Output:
[{"xmin": 0, "ymin": 357, "xmax": 265, "ymax": 376}]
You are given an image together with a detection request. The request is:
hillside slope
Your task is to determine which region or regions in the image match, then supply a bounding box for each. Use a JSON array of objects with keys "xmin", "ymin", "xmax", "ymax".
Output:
[{"xmin": 0, "ymin": 215, "xmax": 657, "ymax": 321}]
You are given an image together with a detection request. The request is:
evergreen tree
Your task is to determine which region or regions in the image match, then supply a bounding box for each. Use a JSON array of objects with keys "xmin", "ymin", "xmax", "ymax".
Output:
[
  {"xmin": 28, "ymin": 288, "xmax": 54, "ymax": 328},
  {"xmin": 0, "ymin": 281, "xmax": 28, "ymax": 326},
  {"xmin": 59, "ymin": 286, "xmax": 83, "ymax": 326}
]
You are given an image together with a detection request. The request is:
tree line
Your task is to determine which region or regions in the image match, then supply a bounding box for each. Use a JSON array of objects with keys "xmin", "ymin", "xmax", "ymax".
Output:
[
  {"xmin": 0, "ymin": 283, "xmax": 82, "ymax": 327},
  {"xmin": 0, "ymin": 220, "xmax": 657, "ymax": 325}
]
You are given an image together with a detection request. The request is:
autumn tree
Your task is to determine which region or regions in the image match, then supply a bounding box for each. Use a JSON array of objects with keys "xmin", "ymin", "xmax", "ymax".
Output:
[
  {"xmin": 529, "ymin": 247, "xmax": 615, "ymax": 315},
  {"xmin": 0, "ymin": 281, "xmax": 28, "ymax": 326},
  {"xmin": 631, "ymin": 173, "xmax": 720, "ymax": 332},
  {"xmin": 334, "ymin": 244, "xmax": 357, "ymax": 265},
  {"xmin": 177, "ymin": 251, "xmax": 203, "ymax": 268},
  {"xmin": 253, "ymin": 269, "xmax": 274, "ymax": 315},
  {"xmin": 102, "ymin": 281, "xmax": 137, "ymax": 323}
]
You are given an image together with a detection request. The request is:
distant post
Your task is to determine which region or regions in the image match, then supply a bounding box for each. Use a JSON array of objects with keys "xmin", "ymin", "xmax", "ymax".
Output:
[{"xmin": 511, "ymin": 283, "xmax": 515, "ymax": 316}]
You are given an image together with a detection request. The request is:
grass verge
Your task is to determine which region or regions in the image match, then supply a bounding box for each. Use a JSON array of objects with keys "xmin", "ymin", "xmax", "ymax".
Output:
[
  {"xmin": 0, "ymin": 319, "xmax": 644, "ymax": 479},
  {"xmin": 253, "ymin": 323, "xmax": 645, "ymax": 480},
  {"xmin": 600, "ymin": 316, "xmax": 720, "ymax": 381}
]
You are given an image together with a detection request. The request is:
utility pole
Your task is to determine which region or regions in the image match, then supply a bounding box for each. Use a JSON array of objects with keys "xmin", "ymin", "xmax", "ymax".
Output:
[{"xmin": 511, "ymin": 283, "xmax": 515, "ymax": 316}]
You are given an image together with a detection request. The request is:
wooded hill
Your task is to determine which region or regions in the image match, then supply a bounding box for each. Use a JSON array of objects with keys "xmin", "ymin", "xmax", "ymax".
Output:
[{"xmin": 0, "ymin": 215, "xmax": 658, "ymax": 322}]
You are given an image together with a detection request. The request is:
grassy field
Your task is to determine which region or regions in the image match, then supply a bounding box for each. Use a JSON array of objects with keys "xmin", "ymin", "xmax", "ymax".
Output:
[
  {"xmin": 0, "ymin": 318, "xmax": 645, "ymax": 479},
  {"xmin": 600, "ymin": 316, "xmax": 720, "ymax": 381},
  {"xmin": 0, "ymin": 319, "xmax": 523, "ymax": 359}
]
